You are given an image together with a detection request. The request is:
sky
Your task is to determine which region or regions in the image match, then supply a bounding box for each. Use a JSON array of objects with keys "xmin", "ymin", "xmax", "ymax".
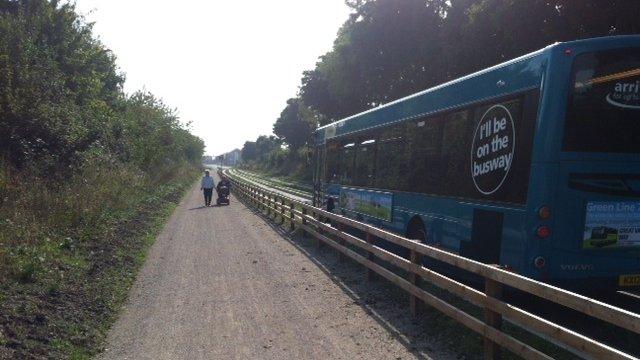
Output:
[{"xmin": 74, "ymin": 0, "xmax": 352, "ymax": 156}]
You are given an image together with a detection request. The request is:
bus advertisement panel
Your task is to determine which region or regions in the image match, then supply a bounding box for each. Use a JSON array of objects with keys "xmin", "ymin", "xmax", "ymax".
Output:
[
  {"xmin": 339, "ymin": 188, "xmax": 393, "ymax": 222},
  {"xmin": 583, "ymin": 201, "xmax": 640, "ymax": 248}
]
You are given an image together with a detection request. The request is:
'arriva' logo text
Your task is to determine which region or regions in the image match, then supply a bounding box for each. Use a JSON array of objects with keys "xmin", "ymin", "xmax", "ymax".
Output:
[{"xmin": 606, "ymin": 81, "xmax": 640, "ymax": 109}]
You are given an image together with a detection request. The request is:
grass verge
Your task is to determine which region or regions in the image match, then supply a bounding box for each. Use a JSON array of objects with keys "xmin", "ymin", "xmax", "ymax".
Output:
[{"xmin": 0, "ymin": 163, "xmax": 198, "ymax": 359}]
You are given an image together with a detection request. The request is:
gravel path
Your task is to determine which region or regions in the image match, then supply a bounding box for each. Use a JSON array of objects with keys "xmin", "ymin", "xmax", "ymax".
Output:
[{"xmin": 99, "ymin": 176, "xmax": 458, "ymax": 360}]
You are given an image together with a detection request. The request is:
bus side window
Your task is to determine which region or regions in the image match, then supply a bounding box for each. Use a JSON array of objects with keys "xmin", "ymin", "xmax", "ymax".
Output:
[
  {"xmin": 325, "ymin": 140, "xmax": 341, "ymax": 183},
  {"xmin": 423, "ymin": 120, "xmax": 444, "ymax": 192},
  {"xmin": 440, "ymin": 110, "xmax": 472, "ymax": 196},
  {"xmin": 354, "ymin": 137, "xmax": 377, "ymax": 187},
  {"xmin": 405, "ymin": 117, "xmax": 443, "ymax": 194},
  {"xmin": 341, "ymin": 140, "xmax": 357, "ymax": 185},
  {"xmin": 375, "ymin": 124, "xmax": 406, "ymax": 190}
]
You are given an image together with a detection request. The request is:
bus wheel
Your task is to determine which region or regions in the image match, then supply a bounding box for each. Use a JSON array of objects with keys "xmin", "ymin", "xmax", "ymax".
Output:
[
  {"xmin": 407, "ymin": 218, "xmax": 427, "ymax": 243},
  {"xmin": 406, "ymin": 218, "xmax": 426, "ymax": 259},
  {"xmin": 327, "ymin": 198, "xmax": 335, "ymax": 212}
]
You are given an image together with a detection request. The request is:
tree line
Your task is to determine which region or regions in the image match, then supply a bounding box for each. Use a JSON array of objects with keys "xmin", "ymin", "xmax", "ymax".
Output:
[
  {"xmin": 241, "ymin": 0, "xmax": 639, "ymax": 178},
  {"xmin": 0, "ymin": 2, "xmax": 205, "ymax": 357},
  {"xmin": 0, "ymin": 0, "xmax": 204, "ymax": 177}
]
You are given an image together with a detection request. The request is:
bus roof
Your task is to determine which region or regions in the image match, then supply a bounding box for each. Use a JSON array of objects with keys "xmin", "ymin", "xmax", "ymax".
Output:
[{"xmin": 314, "ymin": 35, "xmax": 640, "ymax": 144}]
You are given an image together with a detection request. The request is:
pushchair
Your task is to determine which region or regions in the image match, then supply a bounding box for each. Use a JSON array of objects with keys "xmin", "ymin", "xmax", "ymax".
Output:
[{"xmin": 216, "ymin": 183, "xmax": 230, "ymax": 206}]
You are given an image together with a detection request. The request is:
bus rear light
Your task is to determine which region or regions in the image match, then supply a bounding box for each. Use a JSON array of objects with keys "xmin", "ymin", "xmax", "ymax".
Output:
[
  {"xmin": 534, "ymin": 256, "xmax": 546, "ymax": 269},
  {"xmin": 536, "ymin": 225, "xmax": 551, "ymax": 239},
  {"xmin": 538, "ymin": 205, "xmax": 551, "ymax": 219},
  {"xmin": 565, "ymin": 49, "xmax": 573, "ymax": 55}
]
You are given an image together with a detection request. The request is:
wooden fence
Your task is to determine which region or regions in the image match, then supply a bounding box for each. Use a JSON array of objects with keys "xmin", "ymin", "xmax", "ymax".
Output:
[{"xmin": 223, "ymin": 170, "xmax": 640, "ymax": 360}]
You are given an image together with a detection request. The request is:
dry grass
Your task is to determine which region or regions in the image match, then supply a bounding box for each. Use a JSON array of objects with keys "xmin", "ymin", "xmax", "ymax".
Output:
[{"xmin": 0, "ymin": 158, "xmax": 199, "ymax": 358}]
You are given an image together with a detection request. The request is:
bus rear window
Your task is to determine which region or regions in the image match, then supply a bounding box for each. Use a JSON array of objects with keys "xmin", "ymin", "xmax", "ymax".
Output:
[{"xmin": 564, "ymin": 48, "xmax": 640, "ymax": 153}]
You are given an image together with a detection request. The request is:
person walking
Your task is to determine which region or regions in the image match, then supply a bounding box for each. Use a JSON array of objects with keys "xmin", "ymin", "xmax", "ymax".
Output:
[{"xmin": 201, "ymin": 170, "xmax": 215, "ymax": 207}]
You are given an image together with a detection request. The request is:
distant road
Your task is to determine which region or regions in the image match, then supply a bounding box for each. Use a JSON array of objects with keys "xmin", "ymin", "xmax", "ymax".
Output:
[{"xmin": 99, "ymin": 173, "xmax": 455, "ymax": 359}]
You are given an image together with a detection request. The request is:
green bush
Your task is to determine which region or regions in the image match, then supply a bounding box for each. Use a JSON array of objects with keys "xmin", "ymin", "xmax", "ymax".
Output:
[
  {"xmin": 0, "ymin": 0, "xmax": 204, "ymax": 173},
  {"xmin": 0, "ymin": 1, "xmax": 205, "ymax": 357}
]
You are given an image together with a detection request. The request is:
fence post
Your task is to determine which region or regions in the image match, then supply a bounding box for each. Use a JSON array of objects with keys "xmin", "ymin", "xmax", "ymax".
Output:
[
  {"xmin": 273, "ymin": 194, "xmax": 277, "ymax": 220},
  {"xmin": 253, "ymin": 186, "xmax": 257, "ymax": 207},
  {"xmin": 313, "ymin": 210, "xmax": 321, "ymax": 249},
  {"xmin": 314, "ymin": 211, "xmax": 324, "ymax": 248},
  {"xmin": 271, "ymin": 194, "xmax": 275, "ymax": 218},
  {"xmin": 258, "ymin": 189, "xmax": 267, "ymax": 213},
  {"xmin": 365, "ymin": 232, "xmax": 375, "ymax": 281},
  {"xmin": 274, "ymin": 195, "xmax": 278, "ymax": 220},
  {"xmin": 280, "ymin": 197, "xmax": 285, "ymax": 225},
  {"xmin": 272, "ymin": 194, "xmax": 277, "ymax": 219},
  {"xmin": 264, "ymin": 192, "xmax": 268, "ymax": 215},
  {"xmin": 260, "ymin": 190, "xmax": 264, "ymax": 209},
  {"xmin": 289, "ymin": 201, "xmax": 295, "ymax": 231},
  {"xmin": 272, "ymin": 194, "xmax": 276, "ymax": 219},
  {"xmin": 483, "ymin": 277, "xmax": 503, "ymax": 359},
  {"xmin": 302, "ymin": 207, "xmax": 308, "ymax": 238},
  {"xmin": 337, "ymin": 223, "xmax": 346, "ymax": 262},
  {"xmin": 409, "ymin": 250, "xmax": 422, "ymax": 318}
]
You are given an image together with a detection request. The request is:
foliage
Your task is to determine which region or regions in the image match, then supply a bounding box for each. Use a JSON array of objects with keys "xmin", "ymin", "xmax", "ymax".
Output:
[
  {"xmin": 0, "ymin": 0, "xmax": 123, "ymax": 168},
  {"xmin": 272, "ymin": 98, "xmax": 315, "ymax": 153},
  {"xmin": 0, "ymin": 1, "xmax": 204, "ymax": 357},
  {"xmin": 301, "ymin": 0, "xmax": 447, "ymax": 123},
  {"xmin": 254, "ymin": 135, "xmax": 282, "ymax": 162},
  {"xmin": 0, "ymin": 0, "xmax": 204, "ymax": 172},
  {"xmin": 119, "ymin": 91, "xmax": 204, "ymax": 174},
  {"xmin": 242, "ymin": 98, "xmax": 317, "ymax": 179},
  {"xmin": 241, "ymin": 141, "xmax": 257, "ymax": 162},
  {"xmin": 0, "ymin": 160, "xmax": 198, "ymax": 358},
  {"xmin": 300, "ymin": 0, "xmax": 640, "ymax": 124}
]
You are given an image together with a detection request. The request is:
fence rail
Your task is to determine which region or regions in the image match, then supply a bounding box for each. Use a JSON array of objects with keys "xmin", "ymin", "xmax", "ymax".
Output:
[{"xmin": 223, "ymin": 169, "xmax": 640, "ymax": 360}]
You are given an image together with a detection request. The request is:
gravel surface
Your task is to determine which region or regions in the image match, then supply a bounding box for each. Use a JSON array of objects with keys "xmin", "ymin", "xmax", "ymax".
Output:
[{"xmin": 99, "ymin": 177, "xmax": 459, "ymax": 360}]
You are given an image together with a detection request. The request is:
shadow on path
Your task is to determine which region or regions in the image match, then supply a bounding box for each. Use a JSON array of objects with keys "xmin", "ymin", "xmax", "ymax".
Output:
[{"xmin": 234, "ymin": 193, "xmax": 466, "ymax": 360}]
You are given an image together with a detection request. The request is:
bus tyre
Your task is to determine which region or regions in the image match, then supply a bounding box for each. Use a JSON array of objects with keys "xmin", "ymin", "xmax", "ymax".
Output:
[
  {"xmin": 327, "ymin": 198, "xmax": 335, "ymax": 212},
  {"xmin": 406, "ymin": 219, "xmax": 426, "ymax": 260},
  {"xmin": 407, "ymin": 219, "xmax": 426, "ymax": 243}
]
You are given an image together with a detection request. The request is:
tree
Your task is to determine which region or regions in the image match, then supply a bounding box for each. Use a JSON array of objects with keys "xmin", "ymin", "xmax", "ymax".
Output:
[
  {"xmin": 300, "ymin": 0, "xmax": 640, "ymax": 125},
  {"xmin": 301, "ymin": 0, "xmax": 445, "ymax": 123},
  {"xmin": 0, "ymin": 0, "xmax": 125, "ymax": 168},
  {"xmin": 272, "ymin": 98, "xmax": 315, "ymax": 153},
  {"xmin": 254, "ymin": 135, "xmax": 281, "ymax": 162},
  {"xmin": 241, "ymin": 141, "xmax": 257, "ymax": 162},
  {"xmin": 0, "ymin": 0, "xmax": 203, "ymax": 173}
]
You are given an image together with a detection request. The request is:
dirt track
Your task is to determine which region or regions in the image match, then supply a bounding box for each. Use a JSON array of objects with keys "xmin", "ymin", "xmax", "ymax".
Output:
[{"xmin": 99, "ymin": 177, "xmax": 458, "ymax": 359}]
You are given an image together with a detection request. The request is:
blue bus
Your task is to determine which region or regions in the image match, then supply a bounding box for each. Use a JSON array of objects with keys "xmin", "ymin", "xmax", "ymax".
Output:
[{"xmin": 311, "ymin": 36, "xmax": 640, "ymax": 292}]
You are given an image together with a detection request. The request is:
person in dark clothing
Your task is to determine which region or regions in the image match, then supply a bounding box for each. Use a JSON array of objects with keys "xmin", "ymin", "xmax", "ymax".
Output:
[
  {"xmin": 216, "ymin": 177, "xmax": 230, "ymax": 195},
  {"xmin": 201, "ymin": 170, "xmax": 215, "ymax": 206}
]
